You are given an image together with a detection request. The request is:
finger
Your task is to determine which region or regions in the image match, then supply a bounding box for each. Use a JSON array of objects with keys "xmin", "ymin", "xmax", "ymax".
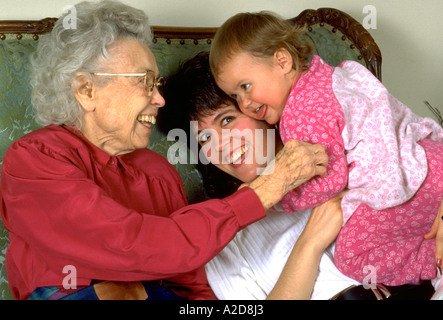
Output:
[
  {"xmin": 424, "ymin": 216, "xmax": 438, "ymax": 239},
  {"xmin": 315, "ymin": 164, "xmax": 327, "ymax": 177},
  {"xmin": 315, "ymin": 150, "xmax": 328, "ymax": 162},
  {"xmin": 424, "ymin": 200, "xmax": 443, "ymax": 239},
  {"xmin": 285, "ymin": 139, "xmax": 303, "ymax": 149},
  {"xmin": 435, "ymin": 214, "xmax": 443, "ymax": 263},
  {"xmin": 314, "ymin": 154, "xmax": 329, "ymax": 177},
  {"xmin": 313, "ymin": 144, "xmax": 326, "ymax": 154},
  {"xmin": 436, "ymin": 226, "xmax": 443, "ymax": 267},
  {"xmin": 433, "ymin": 200, "xmax": 443, "ymax": 264}
]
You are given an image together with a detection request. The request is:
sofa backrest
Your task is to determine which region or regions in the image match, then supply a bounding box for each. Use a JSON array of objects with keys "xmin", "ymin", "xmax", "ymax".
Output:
[{"xmin": 0, "ymin": 8, "xmax": 381, "ymax": 300}]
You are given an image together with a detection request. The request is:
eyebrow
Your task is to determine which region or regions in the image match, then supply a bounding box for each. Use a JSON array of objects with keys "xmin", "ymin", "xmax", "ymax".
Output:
[
  {"xmin": 196, "ymin": 110, "xmax": 232, "ymax": 136},
  {"xmin": 134, "ymin": 68, "xmax": 158, "ymax": 76},
  {"xmin": 147, "ymin": 68, "xmax": 159, "ymax": 74}
]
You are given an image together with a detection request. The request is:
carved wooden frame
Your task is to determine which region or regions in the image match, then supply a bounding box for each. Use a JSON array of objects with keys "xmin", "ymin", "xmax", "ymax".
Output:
[
  {"xmin": 0, "ymin": 18, "xmax": 57, "ymax": 35},
  {"xmin": 291, "ymin": 7, "xmax": 382, "ymax": 81},
  {"xmin": 0, "ymin": 18, "xmax": 217, "ymax": 41},
  {"xmin": 0, "ymin": 7, "xmax": 381, "ymax": 80}
]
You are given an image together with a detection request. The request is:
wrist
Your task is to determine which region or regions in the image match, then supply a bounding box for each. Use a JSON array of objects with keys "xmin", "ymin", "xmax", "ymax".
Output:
[
  {"xmin": 225, "ymin": 187, "xmax": 267, "ymax": 227},
  {"xmin": 297, "ymin": 227, "xmax": 331, "ymax": 255},
  {"xmin": 246, "ymin": 175, "xmax": 284, "ymax": 210}
]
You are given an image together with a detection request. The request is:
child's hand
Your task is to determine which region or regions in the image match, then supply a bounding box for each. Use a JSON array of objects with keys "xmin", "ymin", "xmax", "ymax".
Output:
[{"xmin": 424, "ymin": 199, "xmax": 443, "ymax": 268}]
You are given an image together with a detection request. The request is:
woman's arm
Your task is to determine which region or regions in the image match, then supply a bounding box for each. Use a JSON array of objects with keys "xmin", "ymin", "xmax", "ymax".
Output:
[{"xmin": 267, "ymin": 192, "xmax": 344, "ymax": 300}]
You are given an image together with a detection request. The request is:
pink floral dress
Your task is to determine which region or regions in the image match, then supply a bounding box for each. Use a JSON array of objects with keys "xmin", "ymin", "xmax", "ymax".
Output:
[{"xmin": 279, "ymin": 55, "xmax": 443, "ymax": 285}]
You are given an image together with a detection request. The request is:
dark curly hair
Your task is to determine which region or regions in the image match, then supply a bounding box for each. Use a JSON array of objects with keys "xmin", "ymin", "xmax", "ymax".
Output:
[{"xmin": 157, "ymin": 52, "xmax": 242, "ymax": 198}]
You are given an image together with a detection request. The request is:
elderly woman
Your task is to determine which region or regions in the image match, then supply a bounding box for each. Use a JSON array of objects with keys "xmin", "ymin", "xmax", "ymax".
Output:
[{"xmin": 0, "ymin": 1, "xmax": 327, "ymax": 300}]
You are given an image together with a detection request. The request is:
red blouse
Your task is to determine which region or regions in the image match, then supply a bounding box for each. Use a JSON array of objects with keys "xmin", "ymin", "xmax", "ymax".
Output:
[{"xmin": 0, "ymin": 125, "xmax": 266, "ymax": 300}]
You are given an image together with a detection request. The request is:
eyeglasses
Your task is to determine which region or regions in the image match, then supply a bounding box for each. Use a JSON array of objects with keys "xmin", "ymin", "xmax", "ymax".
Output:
[{"xmin": 93, "ymin": 70, "xmax": 166, "ymax": 96}]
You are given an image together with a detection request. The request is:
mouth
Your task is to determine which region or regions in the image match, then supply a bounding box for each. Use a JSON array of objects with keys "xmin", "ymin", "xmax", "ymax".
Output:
[
  {"xmin": 229, "ymin": 144, "xmax": 249, "ymax": 164},
  {"xmin": 254, "ymin": 105, "xmax": 266, "ymax": 120},
  {"xmin": 137, "ymin": 114, "xmax": 156, "ymax": 128}
]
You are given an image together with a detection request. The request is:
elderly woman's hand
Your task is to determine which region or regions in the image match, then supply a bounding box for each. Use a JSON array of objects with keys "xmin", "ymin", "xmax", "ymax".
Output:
[{"xmin": 243, "ymin": 139, "xmax": 328, "ymax": 209}]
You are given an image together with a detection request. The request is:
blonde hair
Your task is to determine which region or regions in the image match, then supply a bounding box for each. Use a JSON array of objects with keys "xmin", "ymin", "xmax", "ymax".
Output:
[{"xmin": 210, "ymin": 11, "xmax": 312, "ymax": 78}]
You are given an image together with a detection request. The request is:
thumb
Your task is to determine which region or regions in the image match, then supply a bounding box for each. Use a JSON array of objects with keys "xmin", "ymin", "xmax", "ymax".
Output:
[
  {"xmin": 424, "ymin": 217, "xmax": 438, "ymax": 240},
  {"xmin": 425, "ymin": 200, "xmax": 443, "ymax": 240}
]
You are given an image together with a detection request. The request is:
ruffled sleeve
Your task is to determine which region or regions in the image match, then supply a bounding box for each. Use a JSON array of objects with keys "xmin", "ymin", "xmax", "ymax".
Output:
[
  {"xmin": 279, "ymin": 55, "xmax": 348, "ymax": 214},
  {"xmin": 332, "ymin": 60, "xmax": 443, "ymax": 223}
]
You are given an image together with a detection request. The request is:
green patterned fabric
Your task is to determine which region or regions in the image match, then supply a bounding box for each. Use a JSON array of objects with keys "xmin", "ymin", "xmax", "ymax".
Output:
[
  {"xmin": 0, "ymin": 25, "xmax": 371, "ymax": 299},
  {"xmin": 149, "ymin": 38, "xmax": 212, "ymax": 205},
  {"xmin": 303, "ymin": 24, "xmax": 366, "ymax": 68},
  {"xmin": 0, "ymin": 35, "xmax": 42, "ymax": 171},
  {"xmin": 0, "ymin": 34, "xmax": 42, "ymax": 301}
]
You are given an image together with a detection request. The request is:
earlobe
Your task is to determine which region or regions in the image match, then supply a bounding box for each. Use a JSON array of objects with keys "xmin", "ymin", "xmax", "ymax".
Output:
[{"xmin": 73, "ymin": 72, "xmax": 95, "ymax": 111}]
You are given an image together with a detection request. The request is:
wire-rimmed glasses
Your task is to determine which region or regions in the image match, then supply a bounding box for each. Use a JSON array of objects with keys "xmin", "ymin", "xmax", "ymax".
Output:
[{"xmin": 93, "ymin": 70, "xmax": 165, "ymax": 96}]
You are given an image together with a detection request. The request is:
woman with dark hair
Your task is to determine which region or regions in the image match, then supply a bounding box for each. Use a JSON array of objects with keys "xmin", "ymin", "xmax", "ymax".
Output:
[{"xmin": 158, "ymin": 52, "xmax": 356, "ymax": 300}]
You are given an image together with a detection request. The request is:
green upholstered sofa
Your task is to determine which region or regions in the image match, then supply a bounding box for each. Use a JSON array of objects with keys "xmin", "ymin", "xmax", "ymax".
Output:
[{"xmin": 0, "ymin": 8, "xmax": 381, "ymax": 300}]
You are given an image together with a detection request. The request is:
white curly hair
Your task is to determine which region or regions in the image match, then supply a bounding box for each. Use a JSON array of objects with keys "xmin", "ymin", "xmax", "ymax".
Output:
[{"xmin": 30, "ymin": 0, "xmax": 152, "ymax": 128}]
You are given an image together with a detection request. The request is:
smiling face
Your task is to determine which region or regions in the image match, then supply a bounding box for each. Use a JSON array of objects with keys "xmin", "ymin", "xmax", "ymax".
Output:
[
  {"xmin": 195, "ymin": 103, "xmax": 282, "ymax": 183},
  {"xmin": 215, "ymin": 50, "xmax": 298, "ymax": 125},
  {"xmin": 76, "ymin": 38, "xmax": 165, "ymax": 156}
]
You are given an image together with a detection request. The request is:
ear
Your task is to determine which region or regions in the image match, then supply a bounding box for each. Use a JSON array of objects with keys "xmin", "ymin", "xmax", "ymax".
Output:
[
  {"xmin": 72, "ymin": 72, "xmax": 96, "ymax": 112},
  {"xmin": 274, "ymin": 48, "xmax": 294, "ymax": 73}
]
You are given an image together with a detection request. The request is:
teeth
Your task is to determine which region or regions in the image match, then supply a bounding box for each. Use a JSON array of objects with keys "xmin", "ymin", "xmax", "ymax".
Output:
[
  {"xmin": 137, "ymin": 115, "xmax": 156, "ymax": 125},
  {"xmin": 255, "ymin": 106, "xmax": 261, "ymax": 113},
  {"xmin": 230, "ymin": 145, "xmax": 249, "ymax": 164}
]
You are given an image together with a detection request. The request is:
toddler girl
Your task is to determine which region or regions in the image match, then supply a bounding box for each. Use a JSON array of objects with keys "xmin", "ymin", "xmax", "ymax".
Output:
[{"xmin": 209, "ymin": 11, "xmax": 443, "ymax": 296}]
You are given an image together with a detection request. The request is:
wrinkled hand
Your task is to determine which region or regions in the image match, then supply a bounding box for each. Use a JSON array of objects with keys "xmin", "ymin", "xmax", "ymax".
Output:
[
  {"xmin": 424, "ymin": 199, "xmax": 443, "ymax": 267},
  {"xmin": 262, "ymin": 139, "xmax": 328, "ymax": 191},
  {"xmin": 244, "ymin": 139, "xmax": 328, "ymax": 209}
]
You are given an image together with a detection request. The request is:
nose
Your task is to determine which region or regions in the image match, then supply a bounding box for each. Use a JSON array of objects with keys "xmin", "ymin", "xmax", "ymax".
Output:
[
  {"xmin": 199, "ymin": 128, "xmax": 223, "ymax": 163},
  {"xmin": 149, "ymin": 88, "xmax": 165, "ymax": 108},
  {"xmin": 204, "ymin": 128, "xmax": 228, "ymax": 163},
  {"xmin": 238, "ymin": 96, "xmax": 255, "ymax": 117},
  {"xmin": 219, "ymin": 131, "xmax": 241, "ymax": 163},
  {"xmin": 238, "ymin": 95, "xmax": 252, "ymax": 109}
]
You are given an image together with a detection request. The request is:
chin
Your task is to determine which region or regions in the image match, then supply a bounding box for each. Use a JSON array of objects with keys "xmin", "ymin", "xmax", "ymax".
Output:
[
  {"xmin": 237, "ymin": 168, "xmax": 261, "ymax": 183},
  {"xmin": 265, "ymin": 116, "xmax": 279, "ymax": 126},
  {"xmin": 134, "ymin": 136, "xmax": 150, "ymax": 149}
]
